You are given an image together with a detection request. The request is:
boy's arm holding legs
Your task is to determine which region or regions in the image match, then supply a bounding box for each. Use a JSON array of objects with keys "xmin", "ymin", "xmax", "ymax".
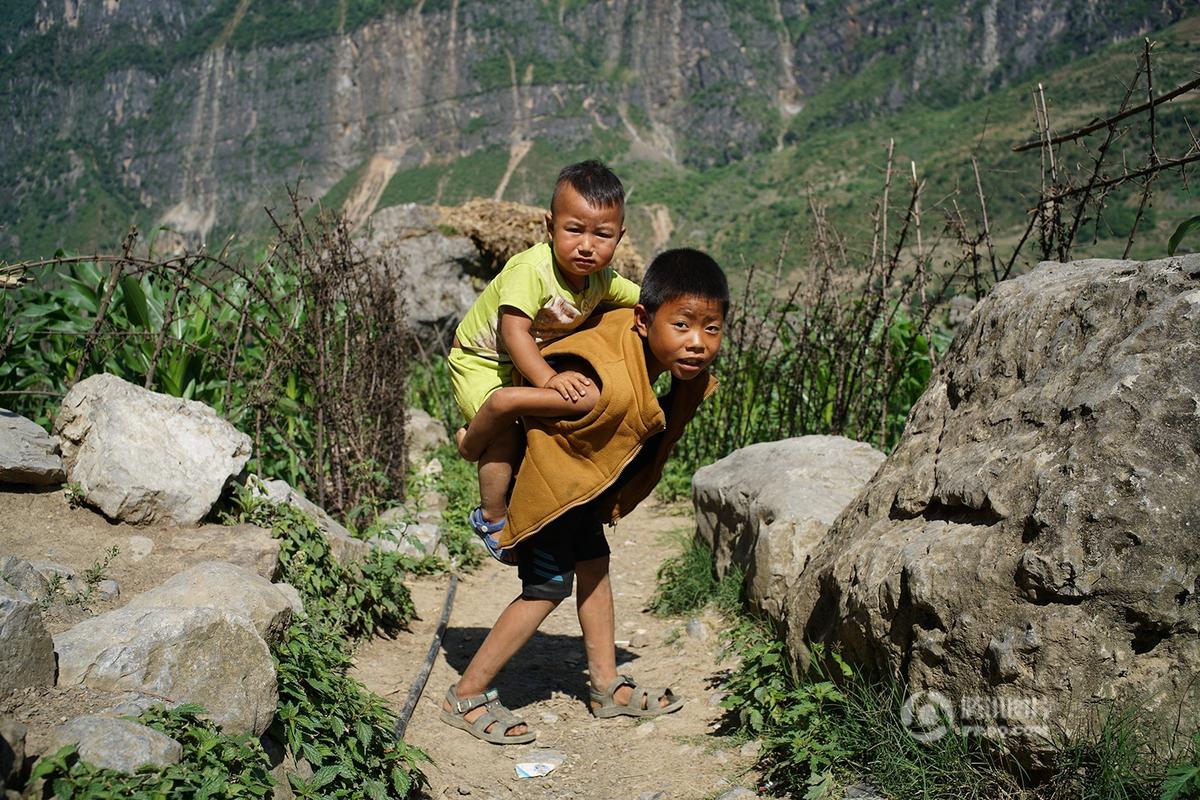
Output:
[
  {"xmin": 457, "ymin": 356, "xmax": 599, "ymax": 462},
  {"xmin": 500, "ymin": 308, "xmax": 593, "ymax": 401}
]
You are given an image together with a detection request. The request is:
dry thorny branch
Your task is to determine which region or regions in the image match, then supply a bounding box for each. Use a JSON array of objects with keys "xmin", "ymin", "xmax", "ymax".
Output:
[
  {"xmin": 1, "ymin": 189, "xmax": 413, "ymax": 519},
  {"xmin": 676, "ymin": 39, "xmax": 1198, "ymax": 461}
]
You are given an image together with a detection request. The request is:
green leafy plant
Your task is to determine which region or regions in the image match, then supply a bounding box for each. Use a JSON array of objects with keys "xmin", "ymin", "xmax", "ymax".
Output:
[
  {"xmin": 1168, "ymin": 214, "xmax": 1200, "ymax": 256},
  {"xmin": 649, "ymin": 532, "xmax": 743, "ymax": 617},
  {"xmin": 228, "ymin": 488, "xmax": 428, "ymax": 797},
  {"xmin": 62, "ymin": 481, "xmax": 85, "ymax": 508},
  {"xmin": 28, "ymin": 704, "xmax": 275, "ymax": 798},
  {"xmin": 1161, "ymin": 733, "xmax": 1200, "ymax": 800}
]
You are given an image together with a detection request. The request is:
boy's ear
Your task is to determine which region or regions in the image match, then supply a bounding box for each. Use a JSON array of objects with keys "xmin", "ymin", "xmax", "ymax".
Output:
[
  {"xmin": 544, "ymin": 211, "xmax": 554, "ymax": 239},
  {"xmin": 633, "ymin": 304, "xmax": 652, "ymax": 337}
]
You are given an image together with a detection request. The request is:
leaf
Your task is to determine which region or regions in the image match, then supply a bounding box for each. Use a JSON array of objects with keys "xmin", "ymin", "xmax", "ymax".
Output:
[
  {"xmin": 355, "ymin": 719, "xmax": 373, "ymax": 747},
  {"xmin": 1168, "ymin": 214, "xmax": 1200, "ymax": 256},
  {"xmin": 364, "ymin": 779, "xmax": 389, "ymax": 800},
  {"xmin": 308, "ymin": 764, "xmax": 340, "ymax": 790},
  {"xmin": 120, "ymin": 275, "xmax": 152, "ymax": 329},
  {"xmin": 1161, "ymin": 764, "xmax": 1200, "ymax": 800}
]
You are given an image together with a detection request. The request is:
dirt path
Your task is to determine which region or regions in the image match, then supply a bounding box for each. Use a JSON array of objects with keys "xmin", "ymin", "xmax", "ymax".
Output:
[{"xmin": 351, "ymin": 496, "xmax": 761, "ymax": 800}]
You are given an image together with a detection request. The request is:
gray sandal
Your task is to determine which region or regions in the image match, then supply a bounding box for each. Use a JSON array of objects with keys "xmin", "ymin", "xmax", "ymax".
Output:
[
  {"xmin": 440, "ymin": 685, "xmax": 536, "ymax": 744},
  {"xmin": 589, "ymin": 674, "xmax": 684, "ymax": 718}
]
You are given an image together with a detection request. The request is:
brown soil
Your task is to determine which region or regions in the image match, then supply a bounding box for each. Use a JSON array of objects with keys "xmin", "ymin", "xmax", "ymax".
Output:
[
  {"xmin": 0, "ymin": 487, "xmax": 762, "ymax": 798},
  {"xmin": 351, "ymin": 496, "xmax": 762, "ymax": 800}
]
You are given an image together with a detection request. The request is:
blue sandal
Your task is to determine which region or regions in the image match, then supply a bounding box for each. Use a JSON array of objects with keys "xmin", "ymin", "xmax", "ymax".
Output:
[{"xmin": 469, "ymin": 507, "xmax": 518, "ymax": 565}]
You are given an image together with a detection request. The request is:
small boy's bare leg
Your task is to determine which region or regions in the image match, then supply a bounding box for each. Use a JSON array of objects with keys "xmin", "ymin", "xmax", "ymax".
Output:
[
  {"xmin": 476, "ymin": 423, "xmax": 522, "ymax": 523},
  {"xmin": 576, "ymin": 556, "xmax": 671, "ymax": 711},
  {"xmin": 446, "ymin": 594, "xmax": 561, "ymax": 736}
]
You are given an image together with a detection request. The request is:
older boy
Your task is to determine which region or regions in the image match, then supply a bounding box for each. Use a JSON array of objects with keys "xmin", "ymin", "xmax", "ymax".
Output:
[
  {"xmin": 442, "ymin": 248, "xmax": 729, "ymax": 743},
  {"xmin": 450, "ymin": 160, "xmax": 640, "ymax": 563}
]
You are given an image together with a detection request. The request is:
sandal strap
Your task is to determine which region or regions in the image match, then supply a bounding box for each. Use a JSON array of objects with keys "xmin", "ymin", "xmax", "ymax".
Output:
[
  {"xmin": 447, "ymin": 686, "xmax": 499, "ymax": 714},
  {"xmin": 469, "ymin": 506, "xmax": 507, "ymax": 535},
  {"xmin": 603, "ymin": 673, "xmax": 636, "ymax": 699}
]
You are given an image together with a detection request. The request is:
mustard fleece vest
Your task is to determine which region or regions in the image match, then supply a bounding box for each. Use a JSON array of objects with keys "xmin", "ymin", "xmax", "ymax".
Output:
[{"xmin": 503, "ymin": 308, "xmax": 717, "ymax": 548}]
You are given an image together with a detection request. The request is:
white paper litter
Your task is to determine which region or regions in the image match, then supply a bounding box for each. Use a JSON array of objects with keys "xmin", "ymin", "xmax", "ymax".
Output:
[{"xmin": 514, "ymin": 749, "xmax": 565, "ymax": 778}]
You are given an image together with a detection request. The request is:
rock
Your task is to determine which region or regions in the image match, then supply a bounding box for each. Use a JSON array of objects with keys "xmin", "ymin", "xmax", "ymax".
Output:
[
  {"xmin": 629, "ymin": 630, "xmax": 652, "ymax": 648},
  {"xmin": 254, "ymin": 479, "xmax": 370, "ymax": 565},
  {"xmin": 693, "ymin": 435, "xmax": 885, "ymax": 621},
  {"xmin": 95, "ymin": 579, "xmax": 120, "ymax": 600},
  {"xmin": 54, "ymin": 374, "xmax": 252, "ymax": 525},
  {"xmin": 357, "ymin": 205, "xmax": 482, "ymax": 347},
  {"xmin": 44, "ymin": 715, "xmax": 182, "ymax": 774},
  {"xmin": 0, "ymin": 556, "xmax": 50, "ymax": 602},
  {"xmin": 0, "ymin": 719, "xmax": 25, "ymax": 791},
  {"xmin": 636, "ymin": 793, "xmax": 666, "ymax": 800},
  {"xmin": 715, "ymin": 789, "xmax": 756, "ymax": 800},
  {"xmin": 157, "ymin": 524, "xmax": 281, "ymax": 580},
  {"xmin": 686, "ymin": 618, "xmax": 709, "ymax": 641},
  {"xmin": 371, "ymin": 522, "xmax": 442, "ymax": 559},
  {"xmin": 126, "ymin": 561, "xmax": 301, "ymax": 644},
  {"xmin": 0, "ymin": 583, "xmax": 55, "ymax": 692},
  {"xmin": 126, "ymin": 535, "xmax": 154, "ymax": 561},
  {"xmin": 844, "ymin": 783, "xmax": 885, "ymax": 799},
  {"xmin": 377, "ymin": 506, "xmax": 411, "ymax": 526},
  {"xmin": 259, "ymin": 735, "xmax": 296, "ymax": 800},
  {"xmin": 103, "ymin": 696, "xmax": 177, "ymax": 718},
  {"xmin": 738, "ymin": 740, "xmax": 761, "ymax": 759},
  {"xmin": 54, "ymin": 606, "xmax": 277, "ymax": 735},
  {"xmin": 27, "ymin": 560, "xmax": 73, "ymax": 582},
  {"xmin": 787, "ymin": 255, "xmax": 1200, "ymax": 767},
  {"xmin": 0, "ymin": 410, "xmax": 64, "ymax": 485},
  {"xmin": 407, "ymin": 408, "xmax": 449, "ymax": 460}
]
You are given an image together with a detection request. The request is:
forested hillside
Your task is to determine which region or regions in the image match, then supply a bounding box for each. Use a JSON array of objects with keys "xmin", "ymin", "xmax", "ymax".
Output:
[{"xmin": 0, "ymin": 0, "xmax": 1194, "ymax": 266}]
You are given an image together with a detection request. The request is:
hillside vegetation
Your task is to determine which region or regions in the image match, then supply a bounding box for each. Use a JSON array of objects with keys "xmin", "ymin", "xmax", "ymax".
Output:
[{"xmin": 0, "ymin": 0, "xmax": 1193, "ymax": 265}]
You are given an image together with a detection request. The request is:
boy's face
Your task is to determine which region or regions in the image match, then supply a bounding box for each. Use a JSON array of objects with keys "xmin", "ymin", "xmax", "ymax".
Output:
[
  {"xmin": 545, "ymin": 183, "xmax": 625, "ymax": 291},
  {"xmin": 634, "ymin": 294, "xmax": 725, "ymax": 381}
]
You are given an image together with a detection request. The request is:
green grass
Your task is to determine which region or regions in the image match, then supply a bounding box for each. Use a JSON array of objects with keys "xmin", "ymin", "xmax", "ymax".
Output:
[
  {"xmin": 648, "ymin": 532, "xmax": 744, "ymax": 618},
  {"xmin": 708, "ymin": 608, "xmax": 1200, "ymax": 800}
]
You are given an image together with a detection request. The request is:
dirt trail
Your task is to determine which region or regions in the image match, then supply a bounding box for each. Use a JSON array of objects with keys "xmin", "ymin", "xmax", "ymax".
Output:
[{"xmin": 351, "ymin": 496, "xmax": 761, "ymax": 800}]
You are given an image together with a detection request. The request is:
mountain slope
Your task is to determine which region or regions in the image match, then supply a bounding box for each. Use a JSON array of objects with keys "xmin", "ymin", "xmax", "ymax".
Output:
[{"xmin": 0, "ymin": 0, "xmax": 1191, "ymax": 261}]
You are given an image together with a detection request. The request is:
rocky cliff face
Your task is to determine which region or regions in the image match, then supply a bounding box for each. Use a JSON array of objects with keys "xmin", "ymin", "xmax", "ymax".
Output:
[{"xmin": 0, "ymin": 0, "xmax": 1184, "ymax": 255}]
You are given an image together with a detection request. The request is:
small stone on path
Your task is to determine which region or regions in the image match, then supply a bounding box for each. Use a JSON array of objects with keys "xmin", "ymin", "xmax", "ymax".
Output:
[
  {"xmin": 686, "ymin": 618, "xmax": 709, "ymax": 641},
  {"xmin": 715, "ymin": 789, "xmax": 757, "ymax": 800}
]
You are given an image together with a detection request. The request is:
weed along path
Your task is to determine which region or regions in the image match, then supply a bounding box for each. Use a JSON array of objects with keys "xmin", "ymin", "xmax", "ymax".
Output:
[{"xmin": 351, "ymin": 496, "xmax": 762, "ymax": 800}]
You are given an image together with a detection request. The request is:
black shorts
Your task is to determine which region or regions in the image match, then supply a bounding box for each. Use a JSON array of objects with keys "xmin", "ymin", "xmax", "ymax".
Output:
[{"xmin": 517, "ymin": 502, "xmax": 610, "ymax": 601}]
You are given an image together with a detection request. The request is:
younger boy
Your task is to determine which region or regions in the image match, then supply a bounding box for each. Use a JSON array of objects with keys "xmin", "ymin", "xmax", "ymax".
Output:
[
  {"xmin": 443, "ymin": 248, "xmax": 729, "ymax": 743},
  {"xmin": 449, "ymin": 160, "xmax": 640, "ymax": 562}
]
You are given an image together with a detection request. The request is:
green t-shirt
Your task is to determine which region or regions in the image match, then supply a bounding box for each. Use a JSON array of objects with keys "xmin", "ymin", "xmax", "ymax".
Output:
[{"xmin": 454, "ymin": 242, "xmax": 641, "ymax": 361}]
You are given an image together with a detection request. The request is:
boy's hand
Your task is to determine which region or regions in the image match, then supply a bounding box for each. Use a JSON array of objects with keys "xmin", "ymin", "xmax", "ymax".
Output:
[{"xmin": 543, "ymin": 371, "xmax": 592, "ymax": 402}]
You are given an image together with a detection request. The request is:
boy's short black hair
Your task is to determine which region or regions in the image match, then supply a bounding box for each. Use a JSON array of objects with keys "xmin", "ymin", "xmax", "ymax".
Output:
[
  {"xmin": 552, "ymin": 160, "xmax": 625, "ymax": 213},
  {"xmin": 639, "ymin": 248, "xmax": 730, "ymax": 318}
]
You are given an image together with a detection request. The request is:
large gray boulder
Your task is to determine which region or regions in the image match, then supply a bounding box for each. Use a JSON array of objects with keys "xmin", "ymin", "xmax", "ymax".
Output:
[
  {"xmin": 54, "ymin": 374, "xmax": 252, "ymax": 525},
  {"xmin": 0, "ymin": 410, "xmax": 64, "ymax": 485},
  {"xmin": 0, "ymin": 583, "xmax": 55, "ymax": 692},
  {"xmin": 44, "ymin": 715, "xmax": 182, "ymax": 773},
  {"xmin": 358, "ymin": 204, "xmax": 480, "ymax": 346},
  {"xmin": 153, "ymin": 523, "xmax": 282, "ymax": 581},
  {"xmin": 0, "ymin": 556, "xmax": 51, "ymax": 603},
  {"xmin": 126, "ymin": 561, "xmax": 302, "ymax": 645},
  {"xmin": 54, "ymin": 606, "xmax": 277, "ymax": 735},
  {"xmin": 787, "ymin": 255, "xmax": 1200, "ymax": 765},
  {"xmin": 693, "ymin": 436, "xmax": 885, "ymax": 622}
]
